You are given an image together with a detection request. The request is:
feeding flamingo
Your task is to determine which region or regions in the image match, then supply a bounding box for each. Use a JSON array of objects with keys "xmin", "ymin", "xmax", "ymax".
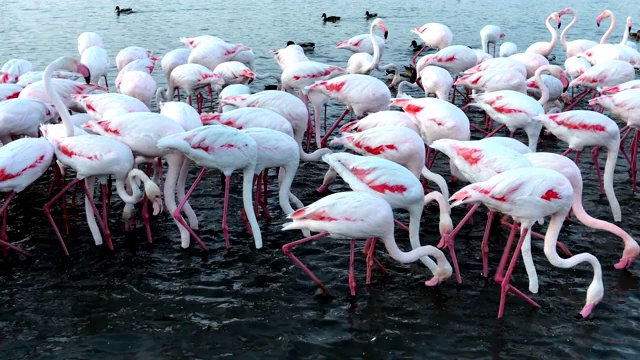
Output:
[{"xmin": 480, "ymin": 25, "xmax": 505, "ymax": 57}]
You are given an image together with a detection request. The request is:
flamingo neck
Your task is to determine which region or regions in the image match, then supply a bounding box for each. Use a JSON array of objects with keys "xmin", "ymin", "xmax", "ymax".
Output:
[
  {"xmin": 546, "ymin": 15, "xmax": 559, "ymax": 52},
  {"xmin": 397, "ymin": 80, "xmax": 419, "ymax": 97},
  {"xmin": 600, "ymin": 14, "xmax": 616, "ymax": 44},
  {"xmin": 242, "ymin": 166, "xmax": 263, "ymax": 248},
  {"xmin": 381, "ymin": 230, "xmax": 450, "ymax": 275},
  {"xmin": 603, "ymin": 145, "xmax": 621, "ymax": 221},
  {"xmin": 277, "ymin": 165, "xmax": 296, "ymax": 215},
  {"xmin": 368, "ymin": 23, "xmax": 382, "ymax": 72},
  {"xmin": 43, "ymin": 58, "xmax": 74, "ymax": 137},
  {"xmin": 560, "ymin": 11, "xmax": 578, "ymax": 48},
  {"xmin": 407, "ymin": 206, "xmax": 438, "ymax": 271},
  {"xmin": 621, "ymin": 19, "xmax": 631, "ymax": 44},
  {"xmin": 535, "ymin": 68, "xmax": 551, "ymax": 106}
]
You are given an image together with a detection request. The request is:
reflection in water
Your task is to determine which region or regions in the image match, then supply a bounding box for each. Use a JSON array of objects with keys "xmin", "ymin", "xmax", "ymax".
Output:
[{"xmin": 1, "ymin": 0, "xmax": 640, "ymax": 358}]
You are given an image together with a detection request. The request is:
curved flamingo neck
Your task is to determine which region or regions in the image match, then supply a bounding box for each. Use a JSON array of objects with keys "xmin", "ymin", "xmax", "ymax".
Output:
[
  {"xmin": 44, "ymin": 58, "xmax": 74, "ymax": 137},
  {"xmin": 560, "ymin": 10, "xmax": 578, "ymax": 48},
  {"xmin": 621, "ymin": 18, "xmax": 631, "ymax": 44},
  {"xmin": 545, "ymin": 14, "xmax": 559, "ymax": 53},
  {"xmin": 368, "ymin": 22, "xmax": 383, "ymax": 73},
  {"xmin": 600, "ymin": 13, "xmax": 616, "ymax": 44},
  {"xmin": 535, "ymin": 66, "xmax": 551, "ymax": 106}
]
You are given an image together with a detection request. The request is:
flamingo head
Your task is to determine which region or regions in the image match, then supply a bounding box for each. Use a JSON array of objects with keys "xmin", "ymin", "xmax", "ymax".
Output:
[
  {"xmin": 627, "ymin": 17, "xmax": 633, "ymax": 32},
  {"xmin": 596, "ymin": 10, "xmax": 613, "ymax": 27},
  {"xmin": 372, "ymin": 18, "xmax": 388, "ymax": 39},
  {"xmin": 499, "ymin": 32, "xmax": 505, "ymax": 39},
  {"xmin": 545, "ymin": 65, "xmax": 570, "ymax": 92},
  {"xmin": 558, "ymin": 8, "xmax": 574, "ymax": 17},
  {"xmin": 71, "ymin": 58, "xmax": 91, "ymax": 84},
  {"xmin": 552, "ymin": 12, "xmax": 562, "ymax": 29}
]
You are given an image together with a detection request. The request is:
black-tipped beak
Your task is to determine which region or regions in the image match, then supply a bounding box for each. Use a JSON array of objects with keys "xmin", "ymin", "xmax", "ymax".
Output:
[
  {"xmin": 384, "ymin": 31, "xmax": 389, "ymax": 40},
  {"xmin": 596, "ymin": 22, "xmax": 600, "ymax": 27},
  {"xmin": 629, "ymin": 26, "xmax": 633, "ymax": 32},
  {"xmin": 84, "ymin": 73, "xmax": 91, "ymax": 84},
  {"xmin": 557, "ymin": 22, "xmax": 561, "ymax": 29}
]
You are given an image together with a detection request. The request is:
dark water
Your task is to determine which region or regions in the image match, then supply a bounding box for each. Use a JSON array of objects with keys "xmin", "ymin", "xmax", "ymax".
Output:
[{"xmin": 2, "ymin": 1, "xmax": 640, "ymax": 359}]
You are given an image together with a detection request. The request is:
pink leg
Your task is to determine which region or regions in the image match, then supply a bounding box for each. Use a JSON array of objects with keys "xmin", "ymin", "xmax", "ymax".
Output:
[
  {"xmin": 93, "ymin": 183, "xmax": 113, "ymax": 250},
  {"xmin": 282, "ymin": 232, "xmax": 332, "ymax": 295},
  {"xmin": 349, "ymin": 238, "xmax": 356, "ymax": 296},
  {"xmin": 496, "ymin": 227, "xmax": 540, "ymax": 318},
  {"xmin": 394, "ymin": 218, "xmax": 410, "ymax": 232},
  {"xmin": 363, "ymin": 238, "xmax": 388, "ymax": 283},
  {"xmin": 619, "ymin": 126, "xmax": 633, "ymax": 166},
  {"xmin": 564, "ymin": 89, "xmax": 590, "ymax": 111},
  {"xmin": 481, "ymin": 210, "xmax": 496, "ymax": 277},
  {"xmin": 43, "ymin": 180, "xmax": 79, "ymax": 256},
  {"xmin": 320, "ymin": 108, "xmax": 350, "ymax": 148},
  {"xmin": 141, "ymin": 194, "xmax": 153, "ymax": 243},
  {"xmin": 0, "ymin": 192, "xmax": 31, "ymax": 257},
  {"xmin": 438, "ymin": 203, "xmax": 481, "ymax": 284},
  {"xmin": 222, "ymin": 175, "xmax": 231, "ymax": 248},
  {"xmin": 47, "ymin": 165, "xmax": 61, "ymax": 197},
  {"xmin": 172, "ymin": 168, "xmax": 209, "ymax": 250},
  {"xmin": 591, "ymin": 147, "xmax": 604, "ymax": 194},
  {"xmin": 574, "ymin": 151, "xmax": 582, "ymax": 164},
  {"xmin": 483, "ymin": 124, "xmax": 506, "ymax": 139},
  {"xmin": 562, "ymin": 148, "xmax": 573, "ymax": 157},
  {"xmin": 632, "ymin": 130, "xmax": 639, "ymax": 193},
  {"xmin": 500, "ymin": 216, "xmax": 572, "ymax": 257},
  {"xmin": 411, "ymin": 45, "xmax": 427, "ymax": 66}
]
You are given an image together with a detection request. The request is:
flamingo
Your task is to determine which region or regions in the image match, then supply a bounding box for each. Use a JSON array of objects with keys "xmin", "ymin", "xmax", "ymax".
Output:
[
  {"xmin": 115, "ymin": 46, "xmax": 152, "ymax": 71},
  {"xmin": 0, "ymin": 138, "xmax": 54, "ymax": 257},
  {"xmin": 16, "ymin": 70, "xmax": 81, "ymax": 87},
  {"xmin": 336, "ymin": 33, "xmax": 385, "ymax": 56},
  {"xmin": 188, "ymin": 42, "xmax": 251, "ymax": 71},
  {"xmin": 454, "ymin": 68, "xmax": 527, "ymax": 94},
  {"xmin": 157, "ymin": 125, "xmax": 262, "ymax": 249},
  {"xmin": 565, "ymin": 60, "xmax": 635, "ymax": 110},
  {"xmin": 77, "ymin": 32, "xmax": 104, "ymax": 55},
  {"xmin": 155, "ymin": 63, "xmax": 224, "ymax": 113},
  {"xmin": 480, "ymin": 25, "xmax": 505, "ymax": 57},
  {"xmin": 83, "ymin": 112, "xmax": 194, "ymax": 247},
  {"xmin": 580, "ymin": 12, "xmax": 640, "ymax": 66},
  {"xmin": 304, "ymin": 74, "xmax": 390, "ymax": 148},
  {"xmin": 429, "ymin": 138, "xmax": 533, "ymax": 282},
  {"xmin": 80, "ymin": 46, "xmax": 110, "ymax": 90},
  {"xmin": 533, "ymin": 111, "xmax": 621, "ymax": 221},
  {"xmin": 525, "ymin": 12, "xmax": 561, "ymax": 57},
  {"xmin": 160, "ymin": 48, "xmax": 191, "ymax": 94},
  {"xmin": 1, "ymin": 59, "xmax": 33, "ymax": 84},
  {"xmin": 557, "ymin": 8, "xmax": 599, "ymax": 58},
  {"xmin": 217, "ymin": 84, "xmax": 251, "ymax": 112},
  {"xmin": 462, "ymin": 57, "xmax": 527, "ymax": 78},
  {"xmin": 499, "ymin": 42, "xmax": 518, "ymax": 57},
  {"xmin": 564, "ymin": 56, "xmax": 592, "ymax": 80},
  {"xmin": 600, "ymin": 79, "xmax": 640, "ymax": 94},
  {"xmin": 346, "ymin": 18, "xmax": 389, "ymax": 75},
  {"xmin": 397, "ymin": 65, "xmax": 453, "ymax": 101},
  {"xmin": 180, "ymin": 35, "xmax": 225, "ymax": 49},
  {"xmin": 19, "ymin": 79, "xmax": 106, "ymax": 110},
  {"xmin": 0, "ymin": 99, "xmax": 57, "ymax": 144},
  {"xmin": 339, "ymin": 110, "xmax": 420, "ymax": 135},
  {"xmin": 42, "ymin": 56, "xmax": 162, "ymax": 254},
  {"xmin": 473, "ymin": 49, "xmax": 493, "ymax": 65},
  {"xmin": 450, "ymin": 167, "xmax": 604, "ymax": 318},
  {"xmin": 508, "ymin": 52, "xmax": 549, "ymax": 78},
  {"xmin": 218, "ymin": 90, "xmax": 332, "ymax": 161},
  {"xmin": 472, "ymin": 64, "xmax": 568, "ymax": 151},
  {"xmin": 415, "ymin": 45, "xmax": 477, "ymax": 76},
  {"xmin": 326, "ymin": 126, "xmax": 450, "ymax": 210},
  {"xmin": 281, "ymin": 191, "xmax": 451, "ymax": 296},
  {"xmin": 200, "ymin": 107, "xmax": 294, "ymax": 137},
  {"xmin": 72, "ymin": 93, "xmax": 150, "ymax": 120},
  {"xmin": 621, "ymin": 17, "xmax": 638, "ymax": 51},
  {"xmin": 525, "ymin": 73, "xmax": 565, "ymax": 111},
  {"xmin": 0, "ymin": 84, "xmax": 23, "ymax": 102},
  {"xmin": 115, "ymin": 57, "xmax": 158, "ymax": 90},
  {"xmin": 118, "ymin": 71, "xmax": 157, "ymax": 109},
  {"xmin": 524, "ymin": 152, "xmax": 639, "ymax": 269},
  {"xmin": 589, "ymin": 89, "xmax": 640, "ymax": 192},
  {"xmin": 271, "ymin": 44, "xmax": 309, "ymax": 71},
  {"xmin": 410, "ymin": 22, "xmax": 453, "ymax": 64}
]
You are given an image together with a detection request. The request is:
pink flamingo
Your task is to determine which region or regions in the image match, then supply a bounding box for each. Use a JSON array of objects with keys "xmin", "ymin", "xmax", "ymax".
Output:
[
  {"xmin": 499, "ymin": 42, "xmax": 518, "ymax": 57},
  {"xmin": 281, "ymin": 191, "xmax": 451, "ymax": 296},
  {"xmin": 525, "ymin": 73, "xmax": 566, "ymax": 111},
  {"xmin": 83, "ymin": 112, "xmax": 191, "ymax": 247},
  {"xmin": 525, "ymin": 12, "xmax": 561, "ymax": 57},
  {"xmin": 566, "ymin": 60, "xmax": 635, "ymax": 111},
  {"xmin": 564, "ymin": 56, "xmax": 592, "ymax": 80},
  {"xmin": 533, "ymin": 110, "xmax": 621, "ymax": 221},
  {"xmin": 600, "ymin": 79, "xmax": 640, "ymax": 94},
  {"xmin": 390, "ymin": 97, "xmax": 471, "ymax": 169},
  {"xmin": 118, "ymin": 71, "xmax": 157, "ymax": 109},
  {"xmin": 72, "ymin": 93, "xmax": 150, "ymax": 120},
  {"xmin": 471, "ymin": 64, "xmax": 568, "ymax": 151},
  {"xmin": 397, "ymin": 65, "xmax": 453, "ymax": 101},
  {"xmin": 410, "ymin": 22, "xmax": 453, "ymax": 64},
  {"xmin": 450, "ymin": 167, "xmax": 604, "ymax": 318},
  {"xmin": 462, "ymin": 57, "xmax": 527, "ymax": 78},
  {"xmin": 115, "ymin": 46, "xmax": 152, "ymax": 71},
  {"xmin": 415, "ymin": 45, "xmax": 478, "ymax": 102},
  {"xmin": 157, "ymin": 125, "xmax": 262, "ymax": 249},
  {"xmin": 115, "ymin": 57, "xmax": 158, "ymax": 90},
  {"xmin": 180, "ymin": 35, "xmax": 225, "ymax": 49},
  {"xmin": 187, "ymin": 42, "xmax": 251, "ymax": 71},
  {"xmin": 304, "ymin": 74, "xmax": 390, "ymax": 147},
  {"xmin": 480, "ymin": 25, "xmax": 505, "ymax": 57},
  {"xmin": 43, "ymin": 56, "xmax": 161, "ymax": 254},
  {"xmin": 0, "ymin": 137, "xmax": 54, "ymax": 257},
  {"xmin": 339, "ymin": 110, "xmax": 420, "ymax": 135},
  {"xmin": 524, "ymin": 152, "xmax": 639, "ymax": 269},
  {"xmin": 589, "ymin": 89, "xmax": 640, "ymax": 192},
  {"xmin": 508, "ymin": 53, "xmax": 549, "ymax": 78},
  {"xmin": 217, "ymin": 84, "xmax": 251, "ymax": 112},
  {"xmin": 336, "ymin": 33, "xmax": 386, "ymax": 56},
  {"xmin": 80, "ymin": 45, "xmax": 110, "ymax": 90},
  {"xmin": 429, "ymin": 138, "xmax": 533, "ymax": 282},
  {"xmin": 346, "ymin": 18, "xmax": 390, "ymax": 75},
  {"xmin": 16, "ymin": 70, "xmax": 80, "ymax": 87},
  {"xmin": 454, "ymin": 68, "xmax": 527, "ymax": 94},
  {"xmin": 219, "ymin": 91, "xmax": 332, "ymax": 161},
  {"xmin": 557, "ymin": 8, "xmax": 598, "ymax": 58},
  {"xmin": 77, "ymin": 32, "xmax": 104, "ymax": 55},
  {"xmin": 0, "ymin": 99, "xmax": 56, "ymax": 144},
  {"xmin": 160, "ymin": 48, "xmax": 191, "ymax": 96},
  {"xmin": 321, "ymin": 152, "xmax": 453, "ymax": 285},
  {"xmin": 272, "ymin": 44, "xmax": 308, "ymax": 71},
  {"xmin": 0, "ymin": 84, "xmax": 23, "ymax": 102},
  {"xmin": 155, "ymin": 63, "xmax": 224, "ymax": 113},
  {"xmin": 1, "ymin": 59, "xmax": 33, "ymax": 84},
  {"xmin": 19, "ymin": 79, "xmax": 106, "ymax": 110},
  {"xmin": 201, "ymin": 108, "xmax": 294, "ymax": 137}
]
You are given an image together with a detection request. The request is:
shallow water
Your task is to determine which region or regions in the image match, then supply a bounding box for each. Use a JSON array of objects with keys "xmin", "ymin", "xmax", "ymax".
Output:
[{"xmin": 2, "ymin": 0, "xmax": 640, "ymax": 359}]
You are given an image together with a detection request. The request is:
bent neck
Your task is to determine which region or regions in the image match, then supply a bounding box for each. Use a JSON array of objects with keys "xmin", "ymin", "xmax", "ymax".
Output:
[{"xmin": 44, "ymin": 58, "xmax": 74, "ymax": 137}]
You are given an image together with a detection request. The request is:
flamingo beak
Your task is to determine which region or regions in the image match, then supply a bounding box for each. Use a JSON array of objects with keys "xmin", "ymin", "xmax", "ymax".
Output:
[
  {"xmin": 384, "ymin": 31, "xmax": 389, "ymax": 40},
  {"xmin": 76, "ymin": 63, "xmax": 91, "ymax": 84},
  {"xmin": 560, "ymin": 73, "xmax": 570, "ymax": 92}
]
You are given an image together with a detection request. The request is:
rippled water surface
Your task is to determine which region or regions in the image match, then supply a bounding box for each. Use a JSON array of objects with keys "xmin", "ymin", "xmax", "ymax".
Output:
[{"xmin": 2, "ymin": 0, "xmax": 640, "ymax": 359}]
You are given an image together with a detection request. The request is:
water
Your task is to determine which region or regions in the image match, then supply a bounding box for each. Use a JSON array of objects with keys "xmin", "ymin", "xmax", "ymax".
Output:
[{"xmin": 2, "ymin": 0, "xmax": 640, "ymax": 358}]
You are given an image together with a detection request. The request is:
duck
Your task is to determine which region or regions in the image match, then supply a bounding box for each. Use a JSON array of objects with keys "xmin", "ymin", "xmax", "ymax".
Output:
[
  {"xmin": 115, "ymin": 6, "xmax": 134, "ymax": 15},
  {"xmin": 630, "ymin": 30, "xmax": 640, "ymax": 40},
  {"xmin": 286, "ymin": 41, "xmax": 315, "ymax": 51},
  {"xmin": 365, "ymin": 11, "xmax": 378, "ymax": 19},
  {"xmin": 410, "ymin": 40, "xmax": 422, "ymax": 51},
  {"xmin": 321, "ymin": 13, "xmax": 341, "ymax": 22}
]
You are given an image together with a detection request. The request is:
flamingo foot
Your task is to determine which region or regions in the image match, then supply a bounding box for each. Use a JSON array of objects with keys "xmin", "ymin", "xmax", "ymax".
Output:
[
  {"xmin": 580, "ymin": 303, "xmax": 596, "ymax": 318},
  {"xmin": 425, "ymin": 277, "xmax": 440, "ymax": 287},
  {"xmin": 614, "ymin": 256, "xmax": 635, "ymax": 270}
]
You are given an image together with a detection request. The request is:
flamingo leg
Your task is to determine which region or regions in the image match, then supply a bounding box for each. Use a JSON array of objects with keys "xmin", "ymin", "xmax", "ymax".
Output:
[
  {"xmin": 632, "ymin": 130, "xmax": 639, "ymax": 193},
  {"xmin": 591, "ymin": 146, "xmax": 604, "ymax": 195},
  {"xmin": 619, "ymin": 126, "xmax": 633, "ymax": 166},
  {"xmin": 483, "ymin": 124, "xmax": 506, "ymax": 139},
  {"xmin": 496, "ymin": 226, "xmax": 540, "ymax": 318},
  {"xmin": 363, "ymin": 238, "xmax": 388, "ymax": 283},
  {"xmin": 349, "ymin": 238, "xmax": 356, "ymax": 296},
  {"xmin": 481, "ymin": 210, "xmax": 496, "ymax": 277},
  {"xmin": 320, "ymin": 108, "xmax": 350, "ymax": 148},
  {"xmin": 222, "ymin": 175, "xmax": 231, "ymax": 248},
  {"xmin": 0, "ymin": 192, "xmax": 31, "ymax": 257},
  {"xmin": 282, "ymin": 232, "xmax": 332, "ymax": 295},
  {"xmin": 141, "ymin": 193, "xmax": 152, "ymax": 243},
  {"xmin": 43, "ymin": 179, "xmax": 81, "ymax": 256},
  {"xmin": 89, "ymin": 182, "xmax": 112, "ymax": 250},
  {"xmin": 500, "ymin": 215, "xmax": 572, "ymax": 257},
  {"xmin": 438, "ymin": 203, "xmax": 481, "ymax": 284},
  {"xmin": 172, "ymin": 168, "xmax": 209, "ymax": 250},
  {"xmin": 393, "ymin": 218, "xmax": 410, "ymax": 232},
  {"xmin": 411, "ymin": 45, "xmax": 427, "ymax": 66}
]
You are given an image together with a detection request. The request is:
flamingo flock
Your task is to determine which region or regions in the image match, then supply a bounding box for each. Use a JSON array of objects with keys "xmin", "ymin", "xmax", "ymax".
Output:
[{"xmin": 2, "ymin": 7, "xmax": 640, "ymax": 322}]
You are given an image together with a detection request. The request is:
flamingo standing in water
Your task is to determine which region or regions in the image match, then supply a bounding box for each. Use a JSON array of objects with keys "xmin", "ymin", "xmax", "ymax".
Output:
[
  {"xmin": 565, "ymin": 60, "xmax": 635, "ymax": 111},
  {"xmin": 450, "ymin": 167, "xmax": 604, "ymax": 318},
  {"xmin": 0, "ymin": 99, "xmax": 57, "ymax": 144},
  {"xmin": 116, "ymin": 46, "xmax": 152, "ymax": 71},
  {"xmin": 155, "ymin": 63, "xmax": 225, "ymax": 113},
  {"xmin": 339, "ymin": 110, "xmax": 420, "ymax": 135},
  {"xmin": 524, "ymin": 152, "xmax": 639, "ymax": 269},
  {"xmin": 321, "ymin": 152, "xmax": 453, "ymax": 285},
  {"xmin": 480, "ymin": 25, "xmax": 505, "ymax": 57},
  {"xmin": 1, "ymin": 59, "xmax": 33, "ymax": 84},
  {"xmin": 304, "ymin": 74, "xmax": 390, "ymax": 148},
  {"xmin": 410, "ymin": 22, "xmax": 453, "ymax": 64},
  {"xmin": 525, "ymin": 12, "xmax": 561, "ymax": 57},
  {"xmin": 397, "ymin": 65, "xmax": 453, "ymax": 101},
  {"xmin": 77, "ymin": 32, "xmax": 104, "ymax": 55},
  {"xmin": 600, "ymin": 79, "xmax": 640, "ymax": 94},
  {"xmin": 499, "ymin": 42, "xmax": 518, "ymax": 57},
  {"xmin": 346, "ymin": 18, "xmax": 394, "ymax": 77},
  {"xmin": 281, "ymin": 191, "xmax": 451, "ymax": 296},
  {"xmin": 157, "ymin": 125, "xmax": 262, "ymax": 249},
  {"xmin": 118, "ymin": 71, "xmax": 157, "ymax": 109},
  {"xmin": 533, "ymin": 110, "xmax": 621, "ymax": 221},
  {"xmin": 557, "ymin": 8, "xmax": 598, "ymax": 58},
  {"xmin": 336, "ymin": 33, "xmax": 386, "ymax": 56},
  {"xmin": 115, "ymin": 57, "xmax": 158, "ymax": 90},
  {"xmin": 272, "ymin": 43, "xmax": 309, "ymax": 71},
  {"xmin": 0, "ymin": 84, "xmax": 23, "ymax": 102},
  {"xmin": 42, "ymin": 56, "xmax": 162, "ymax": 254},
  {"xmin": 81, "ymin": 46, "xmax": 110, "ymax": 90}
]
